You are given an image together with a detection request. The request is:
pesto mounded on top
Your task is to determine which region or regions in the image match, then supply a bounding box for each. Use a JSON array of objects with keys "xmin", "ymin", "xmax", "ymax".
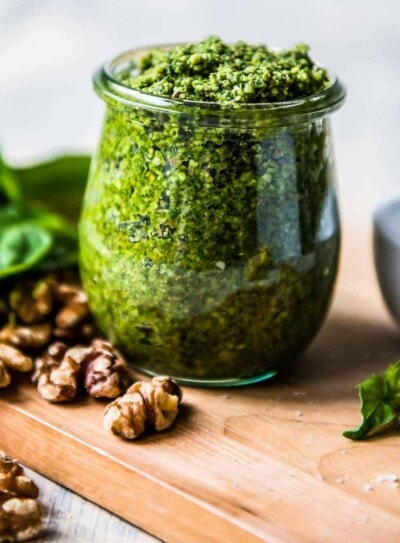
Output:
[
  {"xmin": 79, "ymin": 37, "xmax": 344, "ymax": 384},
  {"xmin": 121, "ymin": 36, "xmax": 330, "ymax": 103}
]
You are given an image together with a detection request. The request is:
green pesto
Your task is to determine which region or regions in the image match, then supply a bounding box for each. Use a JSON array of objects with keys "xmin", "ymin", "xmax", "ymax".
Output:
[
  {"xmin": 79, "ymin": 38, "xmax": 340, "ymax": 383},
  {"xmin": 121, "ymin": 36, "xmax": 330, "ymax": 103}
]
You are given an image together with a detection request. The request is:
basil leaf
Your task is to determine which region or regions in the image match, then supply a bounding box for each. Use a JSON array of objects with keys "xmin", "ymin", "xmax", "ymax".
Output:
[
  {"xmin": 29, "ymin": 210, "xmax": 78, "ymax": 269},
  {"xmin": 0, "ymin": 223, "xmax": 53, "ymax": 278},
  {"xmin": 343, "ymin": 370, "xmax": 399, "ymax": 440},
  {"xmin": 0, "ymin": 204, "xmax": 27, "ymax": 227},
  {"xmin": 0, "ymin": 154, "xmax": 23, "ymax": 206},
  {"xmin": 29, "ymin": 208, "xmax": 76, "ymax": 236},
  {"xmin": 384, "ymin": 361, "xmax": 400, "ymax": 409},
  {"xmin": 38, "ymin": 233, "xmax": 77, "ymax": 270},
  {"xmin": 0, "ymin": 152, "xmax": 90, "ymax": 278},
  {"xmin": 11, "ymin": 155, "xmax": 90, "ymax": 222}
]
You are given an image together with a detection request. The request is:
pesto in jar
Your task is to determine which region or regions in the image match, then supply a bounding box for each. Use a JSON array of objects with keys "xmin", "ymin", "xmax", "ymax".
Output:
[{"xmin": 79, "ymin": 37, "xmax": 344, "ymax": 384}]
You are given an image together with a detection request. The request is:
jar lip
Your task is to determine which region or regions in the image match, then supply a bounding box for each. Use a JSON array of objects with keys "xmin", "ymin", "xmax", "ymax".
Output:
[{"xmin": 94, "ymin": 44, "xmax": 346, "ymax": 124}]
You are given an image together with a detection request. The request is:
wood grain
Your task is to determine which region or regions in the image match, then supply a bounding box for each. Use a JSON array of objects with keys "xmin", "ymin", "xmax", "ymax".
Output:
[
  {"xmin": 1, "ymin": 226, "xmax": 400, "ymax": 543},
  {"xmin": 24, "ymin": 469, "xmax": 159, "ymax": 542}
]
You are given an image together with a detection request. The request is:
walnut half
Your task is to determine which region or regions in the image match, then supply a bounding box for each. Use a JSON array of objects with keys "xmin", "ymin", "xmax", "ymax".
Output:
[
  {"xmin": 0, "ymin": 344, "xmax": 32, "ymax": 389},
  {"xmin": 104, "ymin": 377, "xmax": 182, "ymax": 440},
  {"xmin": 0, "ymin": 452, "xmax": 43, "ymax": 542},
  {"xmin": 32, "ymin": 340, "xmax": 131, "ymax": 402}
]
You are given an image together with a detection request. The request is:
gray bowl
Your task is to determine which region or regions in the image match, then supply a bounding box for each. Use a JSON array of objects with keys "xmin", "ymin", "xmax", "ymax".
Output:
[{"xmin": 374, "ymin": 199, "xmax": 400, "ymax": 323}]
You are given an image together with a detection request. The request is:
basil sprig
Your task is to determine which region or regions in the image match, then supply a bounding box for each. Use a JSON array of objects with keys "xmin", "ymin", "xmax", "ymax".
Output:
[
  {"xmin": 0, "ymin": 152, "xmax": 90, "ymax": 279},
  {"xmin": 343, "ymin": 361, "xmax": 400, "ymax": 440}
]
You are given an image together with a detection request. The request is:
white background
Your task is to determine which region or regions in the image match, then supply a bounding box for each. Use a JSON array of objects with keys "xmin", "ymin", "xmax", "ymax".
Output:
[{"xmin": 0, "ymin": 0, "xmax": 399, "ymax": 224}]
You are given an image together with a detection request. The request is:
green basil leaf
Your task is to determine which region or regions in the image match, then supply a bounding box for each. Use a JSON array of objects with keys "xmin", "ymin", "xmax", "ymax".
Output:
[
  {"xmin": 29, "ymin": 208, "xmax": 76, "ymax": 236},
  {"xmin": 29, "ymin": 210, "xmax": 78, "ymax": 269},
  {"xmin": 0, "ymin": 153, "xmax": 89, "ymax": 278},
  {"xmin": 11, "ymin": 155, "xmax": 90, "ymax": 222},
  {"xmin": 343, "ymin": 373, "xmax": 398, "ymax": 440},
  {"xmin": 0, "ymin": 153, "xmax": 23, "ymax": 206},
  {"xmin": 0, "ymin": 223, "xmax": 53, "ymax": 278},
  {"xmin": 0, "ymin": 204, "xmax": 27, "ymax": 227},
  {"xmin": 384, "ymin": 361, "xmax": 400, "ymax": 409},
  {"xmin": 38, "ymin": 233, "xmax": 77, "ymax": 270}
]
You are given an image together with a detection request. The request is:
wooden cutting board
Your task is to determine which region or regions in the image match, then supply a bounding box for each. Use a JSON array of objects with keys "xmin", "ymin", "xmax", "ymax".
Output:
[{"xmin": 1, "ymin": 226, "xmax": 400, "ymax": 543}]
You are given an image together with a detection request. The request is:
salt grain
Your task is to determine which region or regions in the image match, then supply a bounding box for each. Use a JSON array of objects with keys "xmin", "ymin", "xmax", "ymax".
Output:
[
  {"xmin": 374, "ymin": 474, "xmax": 398, "ymax": 484},
  {"xmin": 294, "ymin": 411, "xmax": 303, "ymax": 417}
]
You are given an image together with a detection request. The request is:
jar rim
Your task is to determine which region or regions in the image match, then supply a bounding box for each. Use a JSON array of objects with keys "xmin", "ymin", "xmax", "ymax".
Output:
[{"xmin": 93, "ymin": 43, "xmax": 346, "ymax": 126}]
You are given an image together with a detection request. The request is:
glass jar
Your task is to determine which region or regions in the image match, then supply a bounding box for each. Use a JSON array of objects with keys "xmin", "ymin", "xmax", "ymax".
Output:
[{"xmin": 79, "ymin": 46, "xmax": 346, "ymax": 386}]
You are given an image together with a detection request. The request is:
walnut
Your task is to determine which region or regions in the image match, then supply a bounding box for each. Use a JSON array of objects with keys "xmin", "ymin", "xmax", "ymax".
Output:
[
  {"xmin": 32, "ymin": 340, "xmax": 131, "ymax": 402},
  {"xmin": 0, "ymin": 344, "xmax": 32, "ymax": 373},
  {"xmin": 0, "ymin": 324, "xmax": 52, "ymax": 350},
  {"xmin": 82, "ymin": 339, "xmax": 131, "ymax": 398},
  {"xmin": 0, "ymin": 363, "xmax": 10, "ymax": 389},
  {"xmin": 32, "ymin": 342, "xmax": 79, "ymax": 402},
  {"xmin": 0, "ymin": 452, "xmax": 20, "ymax": 478},
  {"xmin": 0, "ymin": 498, "xmax": 42, "ymax": 542},
  {"xmin": 52, "ymin": 320, "xmax": 97, "ymax": 344},
  {"xmin": 54, "ymin": 283, "xmax": 87, "ymax": 306},
  {"xmin": 104, "ymin": 377, "xmax": 182, "ymax": 440},
  {"xmin": 9, "ymin": 277, "xmax": 56, "ymax": 325},
  {"xmin": 55, "ymin": 302, "xmax": 89, "ymax": 330},
  {"xmin": 103, "ymin": 389, "xmax": 146, "ymax": 440},
  {"xmin": 52, "ymin": 283, "xmax": 97, "ymax": 344},
  {"xmin": 151, "ymin": 375, "xmax": 183, "ymax": 404},
  {"xmin": 0, "ymin": 452, "xmax": 42, "ymax": 542},
  {"xmin": 54, "ymin": 283, "xmax": 89, "ymax": 329}
]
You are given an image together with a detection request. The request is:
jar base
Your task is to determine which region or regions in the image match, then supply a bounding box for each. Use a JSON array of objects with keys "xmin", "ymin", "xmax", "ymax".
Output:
[{"xmin": 131, "ymin": 366, "xmax": 278, "ymax": 388}]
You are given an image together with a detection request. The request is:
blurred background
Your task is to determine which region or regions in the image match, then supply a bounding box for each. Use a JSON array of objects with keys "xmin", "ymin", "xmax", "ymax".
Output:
[{"xmin": 0, "ymin": 0, "xmax": 399, "ymax": 225}]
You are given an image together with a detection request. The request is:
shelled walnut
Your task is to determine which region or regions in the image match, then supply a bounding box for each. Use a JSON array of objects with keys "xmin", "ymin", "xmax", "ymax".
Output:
[
  {"xmin": 31, "ymin": 342, "xmax": 79, "ymax": 402},
  {"xmin": 0, "ymin": 324, "xmax": 52, "ymax": 350},
  {"xmin": 104, "ymin": 376, "xmax": 182, "ymax": 440},
  {"xmin": 9, "ymin": 276, "xmax": 56, "ymax": 325},
  {"xmin": 0, "ymin": 452, "xmax": 43, "ymax": 542},
  {"xmin": 32, "ymin": 339, "xmax": 131, "ymax": 402},
  {"xmin": 0, "ymin": 344, "xmax": 32, "ymax": 389},
  {"xmin": 82, "ymin": 339, "xmax": 131, "ymax": 398}
]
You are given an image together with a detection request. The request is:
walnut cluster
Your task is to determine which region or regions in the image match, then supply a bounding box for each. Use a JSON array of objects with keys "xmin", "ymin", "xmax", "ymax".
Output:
[
  {"xmin": 0, "ymin": 275, "xmax": 132, "ymax": 402},
  {"xmin": 0, "ymin": 452, "xmax": 42, "ymax": 542},
  {"xmin": 1, "ymin": 275, "xmax": 183, "ymax": 442},
  {"xmin": 104, "ymin": 376, "xmax": 182, "ymax": 440},
  {"xmin": 0, "ymin": 275, "xmax": 94, "ymax": 388}
]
